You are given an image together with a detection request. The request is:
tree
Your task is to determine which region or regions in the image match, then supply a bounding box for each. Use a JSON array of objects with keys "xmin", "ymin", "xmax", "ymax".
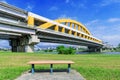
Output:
[
  {"xmin": 56, "ymin": 45, "xmax": 75, "ymax": 54},
  {"xmin": 56, "ymin": 45, "xmax": 65, "ymax": 54}
]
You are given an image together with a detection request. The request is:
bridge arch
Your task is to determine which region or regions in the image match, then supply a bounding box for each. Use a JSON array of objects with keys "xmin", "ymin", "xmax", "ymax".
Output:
[
  {"xmin": 27, "ymin": 13, "xmax": 102, "ymax": 44},
  {"xmin": 36, "ymin": 18, "xmax": 102, "ymax": 44},
  {"xmin": 38, "ymin": 19, "xmax": 91, "ymax": 35}
]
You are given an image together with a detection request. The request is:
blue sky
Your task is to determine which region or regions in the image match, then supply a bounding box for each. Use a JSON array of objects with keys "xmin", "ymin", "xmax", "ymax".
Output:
[{"xmin": 0, "ymin": 0, "xmax": 120, "ymax": 48}]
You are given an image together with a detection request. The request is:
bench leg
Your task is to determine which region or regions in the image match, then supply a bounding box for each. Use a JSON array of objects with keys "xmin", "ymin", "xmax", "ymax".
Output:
[
  {"xmin": 50, "ymin": 64, "xmax": 53, "ymax": 73},
  {"xmin": 68, "ymin": 64, "xmax": 71, "ymax": 73},
  {"xmin": 31, "ymin": 64, "xmax": 34, "ymax": 74}
]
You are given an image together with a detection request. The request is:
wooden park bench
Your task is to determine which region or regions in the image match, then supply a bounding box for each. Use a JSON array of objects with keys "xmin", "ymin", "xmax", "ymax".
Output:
[{"xmin": 28, "ymin": 60, "xmax": 74, "ymax": 74}]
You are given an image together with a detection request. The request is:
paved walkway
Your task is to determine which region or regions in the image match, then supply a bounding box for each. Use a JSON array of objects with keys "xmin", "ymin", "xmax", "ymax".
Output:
[{"xmin": 15, "ymin": 70, "xmax": 85, "ymax": 80}]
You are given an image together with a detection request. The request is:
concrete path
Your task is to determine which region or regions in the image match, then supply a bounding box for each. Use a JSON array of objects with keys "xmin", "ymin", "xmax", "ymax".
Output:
[{"xmin": 15, "ymin": 70, "xmax": 85, "ymax": 80}]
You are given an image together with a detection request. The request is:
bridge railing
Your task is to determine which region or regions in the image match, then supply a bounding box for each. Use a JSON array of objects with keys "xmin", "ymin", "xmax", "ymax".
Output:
[
  {"xmin": 0, "ymin": 2, "xmax": 27, "ymax": 19},
  {"xmin": 0, "ymin": 17, "xmax": 27, "ymax": 25}
]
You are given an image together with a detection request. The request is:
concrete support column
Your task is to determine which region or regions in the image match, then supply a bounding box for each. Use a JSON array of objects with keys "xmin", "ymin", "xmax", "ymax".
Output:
[
  {"xmin": 11, "ymin": 46, "xmax": 17, "ymax": 52},
  {"xmin": 10, "ymin": 39, "xmax": 23, "ymax": 52},
  {"xmin": 17, "ymin": 45, "xmax": 25, "ymax": 52},
  {"xmin": 88, "ymin": 46, "xmax": 102, "ymax": 52},
  {"xmin": 98, "ymin": 48, "xmax": 102, "ymax": 52},
  {"xmin": 25, "ymin": 44, "xmax": 34, "ymax": 52},
  {"xmin": 10, "ymin": 35, "xmax": 40, "ymax": 52}
]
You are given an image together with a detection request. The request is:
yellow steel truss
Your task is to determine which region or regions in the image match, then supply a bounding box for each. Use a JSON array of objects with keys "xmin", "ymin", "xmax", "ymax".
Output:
[
  {"xmin": 38, "ymin": 19, "xmax": 91, "ymax": 35},
  {"xmin": 27, "ymin": 17, "xmax": 102, "ymax": 44}
]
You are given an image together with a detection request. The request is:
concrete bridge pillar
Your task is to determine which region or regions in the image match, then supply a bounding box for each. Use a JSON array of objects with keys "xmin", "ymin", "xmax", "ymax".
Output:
[
  {"xmin": 10, "ymin": 35, "xmax": 40, "ymax": 52},
  {"xmin": 88, "ymin": 46, "xmax": 102, "ymax": 52}
]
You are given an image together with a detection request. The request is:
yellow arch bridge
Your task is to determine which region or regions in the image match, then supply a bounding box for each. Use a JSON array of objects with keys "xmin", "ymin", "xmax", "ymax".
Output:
[{"xmin": 0, "ymin": 2, "xmax": 103, "ymax": 52}]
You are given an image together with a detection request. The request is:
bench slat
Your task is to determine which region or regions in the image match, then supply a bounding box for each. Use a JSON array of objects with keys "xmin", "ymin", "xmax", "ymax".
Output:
[{"xmin": 28, "ymin": 60, "xmax": 74, "ymax": 64}]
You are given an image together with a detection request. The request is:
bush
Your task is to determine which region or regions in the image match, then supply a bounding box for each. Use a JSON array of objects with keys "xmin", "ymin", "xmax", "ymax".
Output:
[
  {"xmin": 44, "ymin": 49, "xmax": 53, "ymax": 52},
  {"xmin": 56, "ymin": 45, "xmax": 75, "ymax": 54}
]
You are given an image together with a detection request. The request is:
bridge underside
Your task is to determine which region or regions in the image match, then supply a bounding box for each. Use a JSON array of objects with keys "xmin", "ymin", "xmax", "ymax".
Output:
[
  {"xmin": 37, "ymin": 29, "xmax": 102, "ymax": 52},
  {"xmin": 37, "ymin": 29, "xmax": 102, "ymax": 47},
  {"xmin": 0, "ymin": 31, "xmax": 102, "ymax": 52}
]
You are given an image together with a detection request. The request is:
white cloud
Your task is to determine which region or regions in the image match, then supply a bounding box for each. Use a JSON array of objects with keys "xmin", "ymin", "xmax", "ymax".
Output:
[
  {"xmin": 116, "ymin": 26, "xmax": 120, "ymax": 31},
  {"xmin": 58, "ymin": 14, "xmax": 78, "ymax": 20},
  {"xmin": 25, "ymin": 3, "xmax": 34, "ymax": 11},
  {"xmin": 85, "ymin": 19, "xmax": 99, "ymax": 26},
  {"xmin": 0, "ymin": 0, "xmax": 7, "ymax": 3},
  {"xmin": 100, "ymin": 0, "xmax": 120, "ymax": 6},
  {"xmin": 49, "ymin": 6, "xmax": 58, "ymax": 11},
  {"xmin": 102, "ymin": 35, "xmax": 120, "ymax": 46},
  {"xmin": 65, "ymin": 0, "xmax": 70, "ymax": 3},
  {"xmin": 65, "ymin": 0, "xmax": 87, "ymax": 9},
  {"xmin": 78, "ymin": 3, "xmax": 87, "ymax": 9},
  {"xmin": 102, "ymin": 35, "xmax": 120, "ymax": 41},
  {"xmin": 107, "ymin": 18, "xmax": 120, "ymax": 22},
  {"xmin": 85, "ymin": 18, "xmax": 120, "ymax": 47},
  {"xmin": 58, "ymin": 14, "xmax": 67, "ymax": 19},
  {"xmin": 65, "ymin": 0, "xmax": 76, "ymax": 7},
  {"xmin": 92, "ymin": 29, "xmax": 120, "ymax": 47},
  {"xmin": 70, "ymin": 1, "xmax": 76, "ymax": 7}
]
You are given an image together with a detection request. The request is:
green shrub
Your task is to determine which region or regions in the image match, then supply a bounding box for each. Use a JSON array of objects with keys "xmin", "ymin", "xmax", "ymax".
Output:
[
  {"xmin": 44, "ymin": 49, "xmax": 53, "ymax": 52},
  {"xmin": 56, "ymin": 45, "xmax": 75, "ymax": 54}
]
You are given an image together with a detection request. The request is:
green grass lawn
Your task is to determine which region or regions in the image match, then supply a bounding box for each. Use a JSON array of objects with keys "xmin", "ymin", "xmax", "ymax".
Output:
[{"xmin": 0, "ymin": 52, "xmax": 120, "ymax": 80}]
